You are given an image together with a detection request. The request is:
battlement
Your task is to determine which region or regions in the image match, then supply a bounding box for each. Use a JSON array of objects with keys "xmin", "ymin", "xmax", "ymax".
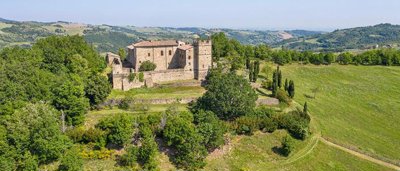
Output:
[{"xmin": 193, "ymin": 39, "xmax": 212, "ymax": 46}]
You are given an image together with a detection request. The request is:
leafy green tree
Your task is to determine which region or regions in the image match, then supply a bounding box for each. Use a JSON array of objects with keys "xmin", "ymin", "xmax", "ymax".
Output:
[
  {"xmin": 337, "ymin": 52, "xmax": 353, "ymax": 65},
  {"xmin": 96, "ymin": 114, "xmax": 134, "ymax": 148},
  {"xmin": 118, "ymin": 48, "xmax": 127, "ymax": 61},
  {"xmin": 137, "ymin": 126, "xmax": 158, "ymax": 170},
  {"xmin": 139, "ymin": 61, "xmax": 157, "ymax": 71},
  {"xmin": 4, "ymin": 103, "xmax": 71, "ymax": 165},
  {"xmin": 52, "ymin": 75, "xmax": 89, "ymax": 126},
  {"xmin": 193, "ymin": 70, "xmax": 257, "ymax": 120},
  {"xmin": 120, "ymin": 146, "xmax": 139, "ymax": 168},
  {"xmin": 227, "ymin": 51, "xmax": 244, "ymax": 71},
  {"xmin": 163, "ymin": 113, "xmax": 207, "ymax": 170},
  {"xmin": 194, "ymin": 110, "xmax": 226, "ymax": 151},
  {"xmin": 19, "ymin": 152, "xmax": 38, "ymax": 171},
  {"xmin": 84, "ymin": 73, "xmax": 111, "ymax": 106},
  {"xmin": 323, "ymin": 52, "xmax": 335, "ymax": 65},
  {"xmin": 58, "ymin": 146, "xmax": 83, "ymax": 171}
]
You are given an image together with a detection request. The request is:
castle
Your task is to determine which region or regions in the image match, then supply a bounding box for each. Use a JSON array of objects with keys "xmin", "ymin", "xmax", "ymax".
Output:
[{"xmin": 107, "ymin": 39, "xmax": 212, "ymax": 90}]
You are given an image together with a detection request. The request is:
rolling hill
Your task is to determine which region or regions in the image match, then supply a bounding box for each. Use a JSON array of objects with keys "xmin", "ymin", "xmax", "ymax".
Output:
[
  {"xmin": 0, "ymin": 18, "xmax": 318, "ymax": 53},
  {"xmin": 275, "ymin": 24, "xmax": 400, "ymax": 51}
]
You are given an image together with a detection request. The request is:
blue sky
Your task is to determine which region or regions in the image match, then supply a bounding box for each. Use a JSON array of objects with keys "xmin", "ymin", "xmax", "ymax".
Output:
[{"xmin": 0, "ymin": 0, "xmax": 399, "ymax": 31}]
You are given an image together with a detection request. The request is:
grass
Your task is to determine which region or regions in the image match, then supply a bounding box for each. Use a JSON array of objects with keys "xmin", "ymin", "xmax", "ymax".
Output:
[
  {"xmin": 204, "ymin": 130, "xmax": 390, "ymax": 171},
  {"xmin": 280, "ymin": 63, "xmax": 400, "ymax": 163},
  {"xmin": 108, "ymin": 86, "xmax": 205, "ymax": 100}
]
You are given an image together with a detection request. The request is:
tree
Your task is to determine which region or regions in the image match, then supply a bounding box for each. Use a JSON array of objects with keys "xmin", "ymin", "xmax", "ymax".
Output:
[
  {"xmin": 58, "ymin": 146, "xmax": 83, "ymax": 171},
  {"xmin": 4, "ymin": 103, "xmax": 71, "ymax": 165},
  {"xmin": 193, "ymin": 70, "xmax": 258, "ymax": 120},
  {"xmin": 324, "ymin": 52, "xmax": 335, "ymax": 65},
  {"xmin": 194, "ymin": 110, "xmax": 226, "ymax": 151},
  {"xmin": 85, "ymin": 73, "xmax": 111, "ymax": 106},
  {"xmin": 284, "ymin": 78, "xmax": 289, "ymax": 91},
  {"xmin": 118, "ymin": 48, "xmax": 127, "ymax": 61},
  {"xmin": 248, "ymin": 62, "xmax": 254, "ymax": 82},
  {"xmin": 281, "ymin": 135, "xmax": 294, "ymax": 156},
  {"xmin": 337, "ymin": 52, "xmax": 353, "ymax": 65},
  {"xmin": 96, "ymin": 114, "xmax": 134, "ymax": 148},
  {"xmin": 277, "ymin": 66, "xmax": 282, "ymax": 88},
  {"xmin": 120, "ymin": 146, "xmax": 139, "ymax": 168},
  {"xmin": 253, "ymin": 60, "xmax": 260, "ymax": 82},
  {"xmin": 288, "ymin": 80, "xmax": 295, "ymax": 98},
  {"xmin": 137, "ymin": 126, "xmax": 158, "ymax": 170},
  {"xmin": 163, "ymin": 113, "xmax": 207, "ymax": 170},
  {"xmin": 139, "ymin": 61, "xmax": 157, "ymax": 71},
  {"xmin": 52, "ymin": 76, "xmax": 89, "ymax": 126}
]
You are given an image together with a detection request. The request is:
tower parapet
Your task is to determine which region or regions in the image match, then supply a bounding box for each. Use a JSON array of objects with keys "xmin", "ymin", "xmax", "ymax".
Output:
[{"xmin": 193, "ymin": 39, "xmax": 212, "ymax": 80}]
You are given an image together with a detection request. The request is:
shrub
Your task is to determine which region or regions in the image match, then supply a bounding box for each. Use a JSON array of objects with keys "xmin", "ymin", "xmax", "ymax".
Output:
[
  {"xmin": 276, "ymin": 89, "xmax": 291, "ymax": 104},
  {"xmin": 66, "ymin": 127, "xmax": 85, "ymax": 143},
  {"xmin": 96, "ymin": 114, "xmax": 134, "ymax": 148},
  {"xmin": 58, "ymin": 146, "xmax": 83, "ymax": 171},
  {"xmin": 233, "ymin": 115, "xmax": 260, "ymax": 135},
  {"xmin": 260, "ymin": 118, "xmax": 278, "ymax": 133},
  {"xmin": 277, "ymin": 110, "xmax": 310, "ymax": 140},
  {"xmin": 128, "ymin": 73, "xmax": 136, "ymax": 82},
  {"xmin": 194, "ymin": 110, "xmax": 226, "ymax": 151},
  {"xmin": 139, "ymin": 72, "xmax": 144, "ymax": 82},
  {"xmin": 281, "ymin": 135, "xmax": 294, "ymax": 156},
  {"xmin": 118, "ymin": 97, "xmax": 133, "ymax": 110},
  {"xmin": 82, "ymin": 128, "xmax": 106, "ymax": 148},
  {"xmin": 139, "ymin": 61, "xmax": 157, "ymax": 71},
  {"xmin": 120, "ymin": 146, "xmax": 139, "ymax": 168}
]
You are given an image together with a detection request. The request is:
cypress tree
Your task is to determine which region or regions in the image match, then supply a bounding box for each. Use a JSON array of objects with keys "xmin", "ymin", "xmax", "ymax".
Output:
[
  {"xmin": 284, "ymin": 78, "xmax": 289, "ymax": 91},
  {"xmin": 288, "ymin": 80, "xmax": 295, "ymax": 98},
  {"xmin": 249, "ymin": 62, "xmax": 253, "ymax": 82},
  {"xmin": 253, "ymin": 61, "xmax": 259, "ymax": 82},
  {"xmin": 278, "ymin": 70, "xmax": 282, "ymax": 88},
  {"xmin": 246, "ymin": 58, "xmax": 250, "ymax": 69}
]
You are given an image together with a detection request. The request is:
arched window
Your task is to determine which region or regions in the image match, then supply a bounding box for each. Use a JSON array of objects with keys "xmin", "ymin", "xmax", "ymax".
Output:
[{"xmin": 161, "ymin": 50, "xmax": 164, "ymax": 56}]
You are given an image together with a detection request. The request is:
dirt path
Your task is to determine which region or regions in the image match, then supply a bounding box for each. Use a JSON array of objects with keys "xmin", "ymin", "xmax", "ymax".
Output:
[{"xmin": 320, "ymin": 137, "xmax": 400, "ymax": 171}]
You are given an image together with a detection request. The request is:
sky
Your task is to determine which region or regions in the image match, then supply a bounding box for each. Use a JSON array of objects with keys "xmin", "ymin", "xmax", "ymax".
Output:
[{"xmin": 0, "ymin": 0, "xmax": 399, "ymax": 31}]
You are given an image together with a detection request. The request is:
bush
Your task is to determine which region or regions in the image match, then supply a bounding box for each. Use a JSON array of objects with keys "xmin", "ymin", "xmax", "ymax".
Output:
[
  {"xmin": 66, "ymin": 127, "xmax": 85, "ymax": 143},
  {"xmin": 260, "ymin": 118, "xmax": 278, "ymax": 133},
  {"xmin": 281, "ymin": 135, "xmax": 294, "ymax": 156},
  {"xmin": 58, "ymin": 146, "xmax": 83, "ymax": 171},
  {"xmin": 118, "ymin": 97, "xmax": 133, "ymax": 110},
  {"xmin": 277, "ymin": 110, "xmax": 310, "ymax": 140},
  {"xmin": 120, "ymin": 146, "xmax": 139, "ymax": 168},
  {"xmin": 233, "ymin": 115, "xmax": 260, "ymax": 135},
  {"xmin": 137, "ymin": 126, "xmax": 159, "ymax": 170},
  {"xmin": 96, "ymin": 114, "xmax": 134, "ymax": 148},
  {"xmin": 139, "ymin": 61, "xmax": 157, "ymax": 71},
  {"xmin": 276, "ymin": 89, "xmax": 291, "ymax": 104},
  {"xmin": 138, "ymin": 72, "xmax": 144, "ymax": 82},
  {"xmin": 128, "ymin": 73, "xmax": 136, "ymax": 82},
  {"xmin": 82, "ymin": 128, "xmax": 106, "ymax": 148}
]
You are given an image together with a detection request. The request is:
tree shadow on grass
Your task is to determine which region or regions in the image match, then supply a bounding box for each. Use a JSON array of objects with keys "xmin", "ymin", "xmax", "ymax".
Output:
[{"xmin": 272, "ymin": 146, "xmax": 288, "ymax": 157}]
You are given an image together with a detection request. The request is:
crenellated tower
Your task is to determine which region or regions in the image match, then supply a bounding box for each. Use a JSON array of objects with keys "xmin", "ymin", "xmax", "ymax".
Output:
[{"xmin": 193, "ymin": 39, "xmax": 212, "ymax": 80}]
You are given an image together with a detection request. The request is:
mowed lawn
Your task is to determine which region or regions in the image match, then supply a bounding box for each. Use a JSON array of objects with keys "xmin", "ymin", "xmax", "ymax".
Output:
[
  {"xmin": 204, "ymin": 131, "xmax": 390, "ymax": 171},
  {"xmin": 281, "ymin": 64, "xmax": 400, "ymax": 163}
]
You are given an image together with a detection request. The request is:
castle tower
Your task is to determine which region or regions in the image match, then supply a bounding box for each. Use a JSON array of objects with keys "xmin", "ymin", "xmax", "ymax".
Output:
[{"xmin": 193, "ymin": 39, "xmax": 212, "ymax": 80}]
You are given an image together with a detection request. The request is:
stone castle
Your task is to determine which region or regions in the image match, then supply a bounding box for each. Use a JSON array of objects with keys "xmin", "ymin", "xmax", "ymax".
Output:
[{"xmin": 107, "ymin": 39, "xmax": 212, "ymax": 90}]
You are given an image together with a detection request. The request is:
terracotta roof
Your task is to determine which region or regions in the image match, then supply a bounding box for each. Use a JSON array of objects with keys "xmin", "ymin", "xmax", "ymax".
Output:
[
  {"xmin": 178, "ymin": 45, "xmax": 193, "ymax": 51},
  {"xmin": 133, "ymin": 40, "xmax": 179, "ymax": 47}
]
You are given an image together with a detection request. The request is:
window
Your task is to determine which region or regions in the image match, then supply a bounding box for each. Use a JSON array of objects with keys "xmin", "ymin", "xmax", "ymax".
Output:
[
  {"xmin": 139, "ymin": 61, "xmax": 142, "ymax": 63},
  {"xmin": 189, "ymin": 62, "xmax": 191, "ymax": 66},
  {"xmin": 148, "ymin": 53, "xmax": 150, "ymax": 57},
  {"xmin": 188, "ymin": 56, "xmax": 191, "ymax": 60},
  {"xmin": 202, "ymin": 64, "xmax": 205, "ymax": 68},
  {"xmin": 161, "ymin": 51, "xmax": 164, "ymax": 56},
  {"xmin": 169, "ymin": 50, "xmax": 172, "ymax": 55}
]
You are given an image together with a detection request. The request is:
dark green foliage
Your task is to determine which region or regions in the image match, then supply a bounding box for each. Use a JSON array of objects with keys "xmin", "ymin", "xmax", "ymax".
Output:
[
  {"xmin": 163, "ymin": 112, "xmax": 207, "ymax": 170},
  {"xmin": 194, "ymin": 110, "xmax": 226, "ymax": 151},
  {"xmin": 19, "ymin": 152, "xmax": 38, "ymax": 171},
  {"xmin": 233, "ymin": 115, "xmax": 259, "ymax": 135},
  {"xmin": 277, "ymin": 110, "xmax": 310, "ymax": 140},
  {"xmin": 52, "ymin": 76, "xmax": 89, "ymax": 126},
  {"xmin": 85, "ymin": 73, "xmax": 111, "ymax": 106},
  {"xmin": 2, "ymin": 103, "xmax": 71, "ymax": 167},
  {"xmin": 58, "ymin": 146, "xmax": 83, "ymax": 171},
  {"xmin": 139, "ymin": 61, "xmax": 157, "ymax": 71},
  {"xmin": 248, "ymin": 62, "xmax": 254, "ymax": 82},
  {"xmin": 96, "ymin": 114, "xmax": 134, "ymax": 148},
  {"xmin": 337, "ymin": 52, "xmax": 353, "ymax": 65},
  {"xmin": 193, "ymin": 70, "xmax": 257, "ymax": 120},
  {"xmin": 288, "ymin": 80, "xmax": 295, "ymax": 98},
  {"xmin": 120, "ymin": 146, "xmax": 139, "ymax": 167},
  {"xmin": 284, "ymin": 78, "xmax": 289, "ymax": 91},
  {"xmin": 277, "ymin": 66, "xmax": 282, "ymax": 88},
  {"xmin": 281, "ymin": 135, "xmax": 294, "ymax": 156},
  {"xmin": 137, "ymin": 126, "xmax": 158, "ymax": 170}
]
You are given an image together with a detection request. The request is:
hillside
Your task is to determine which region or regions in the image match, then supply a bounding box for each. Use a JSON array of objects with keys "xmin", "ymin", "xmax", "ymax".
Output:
[
  {"xmin": 276, "ymin": 24, "xmax": 400, "ymax": 51},
  {"xmin": 0, "ymin": 18, "xmax": 317, "ymax": 53}
]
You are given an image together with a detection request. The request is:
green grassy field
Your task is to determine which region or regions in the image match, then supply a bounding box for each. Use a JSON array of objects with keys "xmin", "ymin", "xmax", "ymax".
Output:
[
  {"xmin": 108, "ymin": 86, "xmax": 205, "ymax": 100},
  {"xmin": 280, "ymin": 64, "xmax": 400, "ymax": 163}
]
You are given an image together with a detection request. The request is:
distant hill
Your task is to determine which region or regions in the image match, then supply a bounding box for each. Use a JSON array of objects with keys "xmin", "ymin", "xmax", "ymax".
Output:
[
  {"xmin": 0, "ymin": 18, "xmax": 316, "ymax": 53},
  {"xmin": 275, "ymin": 24, "xmax": 400, "ymax": 51}
]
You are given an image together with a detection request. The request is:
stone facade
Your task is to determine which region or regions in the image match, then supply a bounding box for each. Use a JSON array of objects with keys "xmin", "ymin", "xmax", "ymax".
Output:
[{"xmin": 108, "ymin": 39, "xmax": 212, "ymax": 91}]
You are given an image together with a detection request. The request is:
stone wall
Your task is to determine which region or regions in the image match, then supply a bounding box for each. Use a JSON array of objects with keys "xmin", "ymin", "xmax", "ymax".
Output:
[
  {"xmin": 144, "ymin": 69, "xmax": 195, "ymax": 83},
  {"xmin": 134, "ymin": 46, "xmax": 180, "ymax": 71}
]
